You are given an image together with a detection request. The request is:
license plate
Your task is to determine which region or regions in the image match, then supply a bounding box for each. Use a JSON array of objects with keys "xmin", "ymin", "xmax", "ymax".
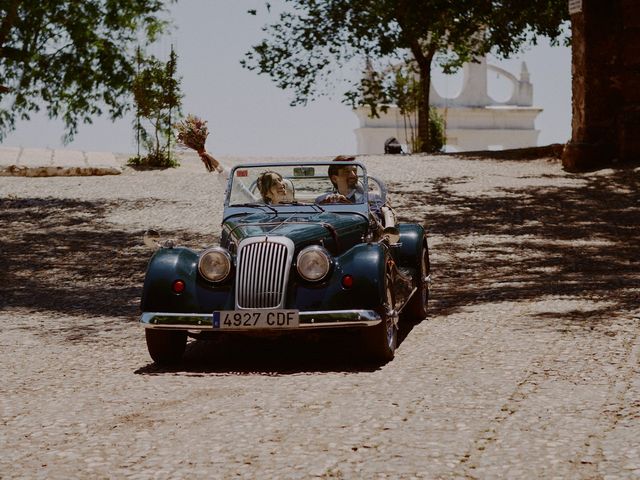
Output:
[{"xmin": 213, "ymin": 310, "xmax": 299, "ymax": 329}]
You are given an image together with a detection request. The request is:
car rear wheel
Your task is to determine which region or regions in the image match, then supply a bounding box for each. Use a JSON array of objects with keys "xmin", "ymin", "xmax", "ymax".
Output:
[
  {"xmin": 404, "ymin": 242, "xmax": 430, "ymax": 322},
  {"xmin": 145, "ymin": 329, "xmax": 187, "ymax": 365},
  {"xmin": 366, "ymin": 269, "xmax": 398, "ymax": 363}
]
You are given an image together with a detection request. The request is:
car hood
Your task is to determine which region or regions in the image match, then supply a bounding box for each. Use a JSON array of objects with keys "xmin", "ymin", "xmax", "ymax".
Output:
[{"xmin": 221, "ymin": 211, "xmax": 369, "ymax": 255}]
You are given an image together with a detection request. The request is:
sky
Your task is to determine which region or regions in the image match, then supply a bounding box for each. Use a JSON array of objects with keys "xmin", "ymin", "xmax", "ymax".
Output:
[{"xmin": 1, "ymin": 1, "xmax": 572, "ymax": 157}]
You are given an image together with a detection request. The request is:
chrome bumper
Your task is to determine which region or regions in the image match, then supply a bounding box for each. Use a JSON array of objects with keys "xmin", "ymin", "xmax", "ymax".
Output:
[{"xmin": 140, "ymin": 310, "xmax": 381, "ymax": 331}]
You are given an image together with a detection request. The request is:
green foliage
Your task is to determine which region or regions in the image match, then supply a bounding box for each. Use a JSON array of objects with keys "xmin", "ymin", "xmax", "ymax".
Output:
[
  {"xmin": 0, "ymin": 0, "xmax": 174, "ymax": 142},
  {"xmin": 130, "ymin": 48, "xmax": 183, "ymax": 169},
  {"xmin": 380, "ymin": 63, "xmax": 437, "ymax": 153},
  {"xmin": 428, "ymin": 107, "xmax": 445, "ymax": 154},
  {"xmin": 244, "ymin": 0, "xmax": 569, "ymax": 152},
  {"xmin": 127, "ymin": 151, "xmax": 178, "ymax": 169}
]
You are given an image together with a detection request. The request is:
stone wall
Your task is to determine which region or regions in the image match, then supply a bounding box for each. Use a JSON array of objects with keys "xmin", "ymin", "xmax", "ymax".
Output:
[{"xmin": 354, "ymin": 57, "xmax": 541, "ymax": 154}]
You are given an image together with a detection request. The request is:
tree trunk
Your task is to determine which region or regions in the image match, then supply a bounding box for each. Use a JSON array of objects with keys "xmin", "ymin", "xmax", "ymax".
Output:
[
  {"xmin": 154, "ymin": 117, "xmax": 161, "ymax": 159},
  {"xmin": 0, "ymin": 0, "xmax": 21, "ymax": 93},
  {"xmin": 408, "ymin": 41, "xmax": 435, "ymax": 153},
  {"xmin": 394, "ymin": 0, "xmax": 435, "ymax": 153},
  {"xmin": 562, "ymin": 0, "xmax": 618, "ymax": 170},
  {"xmin": 562, "ymin": 0, "xmax": 640, "ymax": 170},
  {"xmin": 0, "ymin": 0, "xmax": 21, "ymax": 56},
  {"xmin": 417, "ymin": 61, "xmax": 432, "ymax": 153}
]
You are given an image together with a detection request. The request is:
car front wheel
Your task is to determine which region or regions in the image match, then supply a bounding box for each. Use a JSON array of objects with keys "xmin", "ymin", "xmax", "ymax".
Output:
[
  {"xmin": 366, "ymin": 270, "xmax": 398, "ymax": 363},
  {"xmin": 145, "ymin": 329, "xmax": 187, "ymax": 365},
  {"xmin": 404, "ymin": 241, "xmax": 430, "ymax": 322}
]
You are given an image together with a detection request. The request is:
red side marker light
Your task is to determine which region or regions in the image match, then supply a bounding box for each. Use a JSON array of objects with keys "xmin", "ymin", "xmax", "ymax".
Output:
[
  {"xmin": 172, "ymin": 280, "xmax": 185, "ymax": 294},
  {"xmin": 341, "ymin": 275, "xmax": 353, "ymax": 289}
]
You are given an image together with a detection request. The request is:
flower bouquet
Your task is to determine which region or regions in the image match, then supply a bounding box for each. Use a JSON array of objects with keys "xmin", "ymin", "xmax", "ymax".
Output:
[{"xmin": 175, "ymin": 114, "xmax": 220, "ymax": 172}]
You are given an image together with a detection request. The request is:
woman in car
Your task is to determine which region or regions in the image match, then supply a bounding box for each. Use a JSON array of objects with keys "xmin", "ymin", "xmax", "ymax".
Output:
[{"xmin": 257, "ymin": 171, "xmax": 294, "ymax": 204}]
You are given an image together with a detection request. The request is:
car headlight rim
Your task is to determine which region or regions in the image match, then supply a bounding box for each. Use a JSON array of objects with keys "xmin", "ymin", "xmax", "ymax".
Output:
[
  {"xmin": 198, "ymin": 247, "xmax": 232, "ymax": 283},
  {"xmin": 296, "ymin": 245, "xmax": 332, "ymax": 282}
]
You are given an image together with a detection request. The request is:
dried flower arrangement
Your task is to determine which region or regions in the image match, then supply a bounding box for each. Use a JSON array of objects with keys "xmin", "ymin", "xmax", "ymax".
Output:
[{"xmin": 175, "ymin": 114, "xmax": 220, "ymax": 172}]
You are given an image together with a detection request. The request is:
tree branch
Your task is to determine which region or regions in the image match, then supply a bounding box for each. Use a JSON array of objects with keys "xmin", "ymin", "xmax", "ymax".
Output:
[{"xmin": 0, "ymin": 0, "xmax": 21, "ymax": 56}]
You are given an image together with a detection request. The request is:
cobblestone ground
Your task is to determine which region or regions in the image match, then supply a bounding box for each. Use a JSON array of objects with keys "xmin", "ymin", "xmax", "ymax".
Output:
[{"xmin": 1, "ymin": 154, "xmax": 639, "ymax": 479}]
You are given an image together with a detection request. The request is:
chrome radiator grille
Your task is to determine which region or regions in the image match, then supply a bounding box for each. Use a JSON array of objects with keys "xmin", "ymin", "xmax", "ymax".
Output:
[{"xmin": 235, "ymin": 237, "xmax": 294, "ymax": 309}]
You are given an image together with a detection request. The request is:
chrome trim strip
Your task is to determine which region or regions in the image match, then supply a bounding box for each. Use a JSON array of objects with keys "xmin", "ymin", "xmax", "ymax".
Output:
[
  {"xmin": 140, "ymin": 310, "xmax": 382, "ymax": 330},
  {"xmin": 397, "ymin": 286, "xmax": 417, "ymax": 314}
]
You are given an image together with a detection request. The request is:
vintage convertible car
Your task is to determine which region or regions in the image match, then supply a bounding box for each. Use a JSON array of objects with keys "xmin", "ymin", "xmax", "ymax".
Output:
[{"xmin": 140, "ymin": 161, "xmax": 430, "ymax": 364}]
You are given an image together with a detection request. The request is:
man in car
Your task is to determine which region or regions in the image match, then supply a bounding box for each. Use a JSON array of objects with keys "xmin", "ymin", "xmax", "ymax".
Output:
[
  {"xmin": 315, "ymin": 155, "xmax": 364, "ymax": 204},
  {"xmin": 316, "ymin": 156, "xmax": 396, "ymax": 229}
]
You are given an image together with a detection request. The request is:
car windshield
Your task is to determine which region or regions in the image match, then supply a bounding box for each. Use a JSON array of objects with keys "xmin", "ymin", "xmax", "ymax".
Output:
[{"xmin": 227, "ymin": 163, "xmax": 371, "ymax": 207}]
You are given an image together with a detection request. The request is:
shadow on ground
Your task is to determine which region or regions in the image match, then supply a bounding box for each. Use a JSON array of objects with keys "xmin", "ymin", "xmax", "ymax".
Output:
[
  {"xmin": 0, "ymin": 197, "xmax": 210, "ymax": 318},
  {"xmin": 1, "ymin": 166, "xmax": 637, "ymax": 343},
  {"xmin": 135, "ymin": 330, "xmax": 393, "ymax": 375},
  {"xmin": 394, "ymin": 168, "xmax": 640, "ymax": 320}
]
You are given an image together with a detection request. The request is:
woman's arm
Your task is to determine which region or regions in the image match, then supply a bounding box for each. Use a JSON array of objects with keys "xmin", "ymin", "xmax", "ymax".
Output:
[{"xmin": 198, "ymin": 151, "xmax": 225, "ymax": 174}]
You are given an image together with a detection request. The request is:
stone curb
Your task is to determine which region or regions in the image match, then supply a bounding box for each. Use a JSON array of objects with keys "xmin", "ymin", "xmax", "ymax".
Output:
[
  {"xmin": 0, "ymin": 165, "xmax": 122, "ymax": 177},
  {"xmin": 0, "ymin": 146, "xmax": 123, "ymax": 176}
]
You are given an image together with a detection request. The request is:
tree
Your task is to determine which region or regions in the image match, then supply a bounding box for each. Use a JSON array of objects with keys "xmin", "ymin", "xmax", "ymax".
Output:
[
  {"xmin": 244, "ymin": 0, "xmax": 569, "ymax": 152},
  {"xmin": 130, "ymin": 47, "xmax": 182, "ymax": 168},
  {"xmin": 0, "ymin": 0, "xmax": 173, "ymax": 142},
  {"xmin": 384, "ymin": 62, "xmax": 444, "ymax": 152}
]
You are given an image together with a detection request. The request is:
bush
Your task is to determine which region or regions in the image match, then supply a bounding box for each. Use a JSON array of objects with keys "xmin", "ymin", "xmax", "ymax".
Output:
[
  {"xmin": 132, "ymin": 48, "xmax": 182, "ymax": 168},
  {"xmin": 127, "ymin": 152, "xmax": 179, "ymax": 169},
  {"xmin": 427, "ymin": 106, "xmax": 445, "ymax": 153}
]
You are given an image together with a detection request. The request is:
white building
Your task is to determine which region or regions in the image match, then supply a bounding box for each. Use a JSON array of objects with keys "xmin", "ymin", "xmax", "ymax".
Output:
[{"xmin": 354, "ymin": 57, "xmax": 542, "ymax": 153}]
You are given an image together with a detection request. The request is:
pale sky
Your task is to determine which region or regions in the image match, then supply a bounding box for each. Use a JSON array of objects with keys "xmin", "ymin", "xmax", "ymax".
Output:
[{"xmin": 1, "ymin": 1, "xmax": 572, "ymax": 157}]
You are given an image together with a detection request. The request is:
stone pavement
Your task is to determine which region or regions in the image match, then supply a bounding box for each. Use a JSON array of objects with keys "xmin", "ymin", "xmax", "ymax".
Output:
[
  {"xmin": 0, "ymin": 145, "xmax": 124, "ymax": 176},
  {"xmin": 0, "ymin": 154, "xmax": 638, "ymax": 479}
]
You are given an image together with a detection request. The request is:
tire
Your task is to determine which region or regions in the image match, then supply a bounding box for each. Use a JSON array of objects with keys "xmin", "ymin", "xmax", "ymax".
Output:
[
  {"xmin": 145, "ymin": 329, "xmax": 187, "ymax": 365},
  {"xmin": 404, "ymin": 242, "xmax": 430, "ymax": 322},
  {"xmin": 366, "ymin": 269, "xmax": 398, "ymax": 363}
]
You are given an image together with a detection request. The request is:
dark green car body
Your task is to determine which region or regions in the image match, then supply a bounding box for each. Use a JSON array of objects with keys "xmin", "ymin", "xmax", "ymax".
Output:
[{"xmin": 140, "ymin": 162, "xmax": 430, "ymax": 364}]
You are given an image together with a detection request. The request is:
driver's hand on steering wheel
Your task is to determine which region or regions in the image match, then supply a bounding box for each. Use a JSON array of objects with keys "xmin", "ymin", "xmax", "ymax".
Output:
[{"xmin": 320, "ymin": 193, "xmax": 351, "ymax": 204}]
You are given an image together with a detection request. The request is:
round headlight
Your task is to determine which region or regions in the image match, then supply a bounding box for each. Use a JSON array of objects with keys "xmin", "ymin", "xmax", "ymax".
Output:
[
  {"xmin": 297, "ymin": 246, "xmax": 331, "ymax": 281},
  {"xmin": 198, "ymin": 247, "xmax": 232, "ymax": 282}
]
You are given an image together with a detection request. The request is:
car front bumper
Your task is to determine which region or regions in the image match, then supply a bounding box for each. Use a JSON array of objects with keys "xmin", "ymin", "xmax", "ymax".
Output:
[{"xmin": 140, "ymin": 310, "xmax": 382, "ymax": 331}]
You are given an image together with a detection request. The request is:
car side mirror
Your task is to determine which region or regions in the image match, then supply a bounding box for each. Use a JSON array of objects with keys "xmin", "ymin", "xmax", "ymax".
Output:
[
  {"xmin": 143, "ymin": 229, "xmax": 160, "ymax": 248},
  {"xmin": 143, "ymin": 229, "xmax": 176, "ymax": 249},
  {"xmin": 382, "ymin": 226, "xmax": 400, "ymax": 245}
]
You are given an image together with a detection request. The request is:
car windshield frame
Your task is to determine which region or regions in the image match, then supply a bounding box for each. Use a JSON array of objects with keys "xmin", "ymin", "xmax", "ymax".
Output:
[{"xmin": 222, "ymin": 161, "xmax": 373, "ymax": 221}]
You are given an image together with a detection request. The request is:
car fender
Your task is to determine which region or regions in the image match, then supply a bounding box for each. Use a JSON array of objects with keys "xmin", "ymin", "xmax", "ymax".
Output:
[
  {"xmin": 141, "ymin": 247, "xmax": 233, "ymax": 313},
  {"xmin": 337, "ymin": 242, "xmax": 387, "ymax": 305},
  {"xmin": 395, "ymin": 223, "xmax": 427, "ymax": 268},
  {"xmin": 288, "ymin": 242, "xmax": 388, "ymax": 312}
]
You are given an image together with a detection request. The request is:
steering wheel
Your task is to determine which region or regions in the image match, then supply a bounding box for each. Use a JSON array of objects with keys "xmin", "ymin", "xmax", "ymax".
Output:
[{"xmin": 319, "ymin": 194, "xmax": 352, "ymax": 204}]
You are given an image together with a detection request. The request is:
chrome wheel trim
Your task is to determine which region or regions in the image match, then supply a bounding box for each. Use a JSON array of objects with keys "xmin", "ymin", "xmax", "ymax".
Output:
[
  {"xmin": 419, "ymin": 248, "xmax": 429, "ymax": 304},
  {"xmin": 384, "ymin": 282, "xmax": 397, "ymax": 351},
  {"xmin": 386, "ymin": 317, "xmax": 395, "ymax": 350}
]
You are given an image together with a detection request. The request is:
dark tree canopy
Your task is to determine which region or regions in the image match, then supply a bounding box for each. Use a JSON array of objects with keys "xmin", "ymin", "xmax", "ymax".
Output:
[
  {"xmin": 244, "ymin": 0, "xmax": 569, "ymax": 152},
  {"xmin": 0, "ymin": 0, "xmax": 173, "ymax": 142}
]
